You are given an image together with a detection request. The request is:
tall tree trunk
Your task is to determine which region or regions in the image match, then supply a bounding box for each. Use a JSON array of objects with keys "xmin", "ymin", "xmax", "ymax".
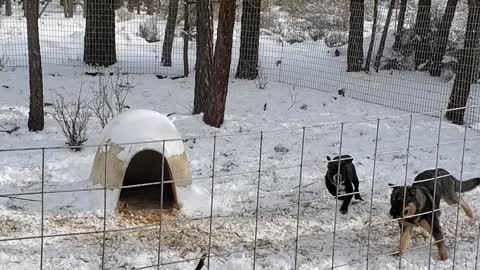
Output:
[
  {"xmin": 235, "ymin": 0, "xmax": 261, "ymax": 80},
  {"xmin": 146, "ymin": 0, "xmax": 154, "ymax": 15},
  {"xmin": 374, "ymin": 0, "xmax": 395, "ymax": 71},
  {"xmin": 393, "ymin": 0, "xmax": 408, "ymax": 51},
  {"xmin": 203, "ymin": 0, "xmax": 236, "ymax": 127},
  {"xmin": 430, "ymin": 0, "xmax": 458, "ymax": 76},
  {"xmin": 137, "ymin": 0, "xmax": 140, "ymax": 14},
  {"xmin": 347, "ymin": 0, "xmax": 364, "ymax": 72},
  {"xmin": 193, "ymin": 0, "xmax": 213, "ymax": 114},
  {"xmin": 26, "ymin": 0, "xmax": 44, "ymax": 131},
  {"xmin": 161, "ymin": 0, "xmax": 180, "ymax": 66},
  {"xmin": 183, "ymin": 0, "xmax": 190, "ymax": 77},
  {"xmin": 445, "ymin": 0, "xmax": 480, "ymax": 125},
  {"xmin": 64, "ymin": 0, "xmax": 74, "ymax": 18},
  {"xmin": 127, "ymin": 0, "xmax": 135, "ymax": 12},
  {"xmin": 364, "ymin": 0, "xmax": 378, "ymax": 71},
  {"xmin": 84, "ymin": 0, "xmax": 117, "ymax": 66},
  {"xmin": 413, "ymin": 0, "xmax": 432, "ymax": 69},
  {"xmin": 5, "ymin": 0, "xmax": 12, "ymax": 16}
]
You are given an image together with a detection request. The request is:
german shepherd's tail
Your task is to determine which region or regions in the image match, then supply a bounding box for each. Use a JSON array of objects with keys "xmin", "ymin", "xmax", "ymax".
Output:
[{"xmin": 454, "ymin": 177, "xmax": 480, "ymax": 193}]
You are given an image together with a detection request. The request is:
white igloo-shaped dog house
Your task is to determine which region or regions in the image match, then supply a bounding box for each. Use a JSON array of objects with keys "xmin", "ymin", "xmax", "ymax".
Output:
[{"xmin": 89, "ymin": 109, "xmax": 191, "ymax": 211}]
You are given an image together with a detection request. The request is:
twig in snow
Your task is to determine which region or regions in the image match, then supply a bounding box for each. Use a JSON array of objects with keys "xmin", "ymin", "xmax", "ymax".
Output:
[
  {"xmin": 194, "ymin": 253, "xmax": 207, "ymax": 270},
  {"xmin": 0, "ymin": 123, "xmax": 19, "ymax": 134},
  {"xmin": 291, "ymin": 179, "xmax": 320, "ymax": 190}
]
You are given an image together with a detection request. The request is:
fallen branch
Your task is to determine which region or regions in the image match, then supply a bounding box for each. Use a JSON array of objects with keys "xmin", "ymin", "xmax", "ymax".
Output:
[
  {"xmin": 0, "ymin": 123, "xmax": 19, "ymax": 134},
  {"xmin": 194, "ymin": 253, "xmax": 207, "ymax": 270}
]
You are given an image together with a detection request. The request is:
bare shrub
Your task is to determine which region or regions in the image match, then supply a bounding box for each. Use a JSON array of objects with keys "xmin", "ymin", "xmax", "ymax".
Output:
[
  {"xmin": 116, "ymin": 6, "xmax": 133, "ymax": 22},
  {"xmin": 52, "ymin": 89, "xmax": 91, "ymax": 151},
  {"xmin": 138, "ymin": 17, "xmax": 161, "ymax": 43},
  {"xmin": 323, "ymin": 30, "xmax": 348, "ymax": 48},
  {"xmin": 255, "ymin": 66, "xmax": 268, "ymax": 90},
  {"xmin": 0, "ymin": 52, "xmax": 8, "ymax": 71},
  {"xmin": 90, "ymin": 71, "xmax": 133, "ymax": 128}
]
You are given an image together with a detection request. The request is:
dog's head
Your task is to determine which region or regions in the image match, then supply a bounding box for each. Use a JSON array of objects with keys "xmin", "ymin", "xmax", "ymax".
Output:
[
  {"xmin": 326, "ymin": 155, "xmax": 353, "ymax": 172},
  {"xmin": 389, "ymin": 184, "xmax": 418, "ymax": 218}
]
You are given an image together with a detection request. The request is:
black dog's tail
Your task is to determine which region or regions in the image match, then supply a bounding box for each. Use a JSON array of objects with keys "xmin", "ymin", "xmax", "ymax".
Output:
[{"xmin": 454, "ymin": 177, "xmax": 480, "ymax": 193}]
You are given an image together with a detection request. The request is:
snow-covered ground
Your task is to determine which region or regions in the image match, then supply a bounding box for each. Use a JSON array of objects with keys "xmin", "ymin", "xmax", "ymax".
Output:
[
  {"xmin": 1, "ymin": 65, "xmax": 480, "ymax": 269},
  {"xmin": 1, "ymin": 2, "xmax": 480, "ymax": 270}
]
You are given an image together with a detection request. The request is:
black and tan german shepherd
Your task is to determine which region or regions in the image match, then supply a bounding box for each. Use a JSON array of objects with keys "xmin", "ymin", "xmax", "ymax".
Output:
[
  {"xmin": 389, "ymin": 168, "xmax": 480, "ymax": 260},
  {"xmin": 325, "ymin": 155, "xmax": 363, "ymax": 214}
]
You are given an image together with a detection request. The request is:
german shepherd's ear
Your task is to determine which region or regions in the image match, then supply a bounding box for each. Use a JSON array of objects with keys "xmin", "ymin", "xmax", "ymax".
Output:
[{"xmin": 326, "ymin": 156, "xmax": 331, "ymax": 161}]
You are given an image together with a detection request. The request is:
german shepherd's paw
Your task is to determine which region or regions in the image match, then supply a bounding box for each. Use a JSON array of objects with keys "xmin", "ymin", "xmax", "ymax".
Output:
[{"xmin": 340, "ymin": 207, "xmax": 348, "ymax": 215}]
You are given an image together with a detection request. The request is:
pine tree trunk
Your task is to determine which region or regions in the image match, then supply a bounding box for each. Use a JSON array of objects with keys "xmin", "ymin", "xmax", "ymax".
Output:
[
  {"xmin": 393, "ymin": 0, "xmax": 408, "ymax": 51},
  {"xmin": 203, "ymin": 0, "xmax": 236, "ymax": 127},
  {"xmin": 413, "ymin": 0, "xmax": 432, "ymax": 69},
  {"xmin": 5, "ymin": 0, "xmax": 12, "ymax": 16},
  {"xmin": 430, "ymin": 0, "xmax": 458, "ymax": 76},
  {"xmin": 146, "ymin": 0, "xmax": 154, "ymax": 15},
  {"xmin": 364, "ymin": 0, "xmax": 378, "ymax": 71},
  {"xmin": 374, "ymin": 0, "xmax": 395, "ymax": 71},
  {"xmin": 64, "ymin": 0, "xmax": 74, "ymax": 18},
  {"xmin": 193, "ymin": 0, "xmax": 213, "ymax": 114},
  {"xmin": 235, "ymin": 0, "xmax": 261, "ymax": 80},
  {"xmin": 347, "ymin": 0, "xmax": 364, "ymax": 72},
  {"xmin": 26, "ymin": 0, "xmax": 44, "ymax": 131},
  {"xmin": 183, "ymin": 0, "xmax": 189, "ymax": 77},
  {"xmin": 161, "ymin": 0, "xmax": 180, "ymax": 66},
  {"xmin": 84, "ymin": 0, "xmax": 117, "ymax": 66},
  {"xmin": 445, "ymin": 0, "xmax": 480, "ymax": 125},
  {"xmin": 127, "ymin": 0, "xmax": 135, "ymax": 12}
]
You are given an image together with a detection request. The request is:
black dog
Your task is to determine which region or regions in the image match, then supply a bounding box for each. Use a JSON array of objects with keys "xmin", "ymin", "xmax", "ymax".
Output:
[{"xmin": 325, "ymin": 155, "xmax": 363, "ymax": 214}]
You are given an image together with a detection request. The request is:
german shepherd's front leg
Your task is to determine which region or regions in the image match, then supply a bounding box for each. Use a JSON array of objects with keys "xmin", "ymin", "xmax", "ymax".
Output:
[
  {"xmin": 399, "ymin": 222, "xmax": 413, "ymax": 256},
  {"xmin": 432, "ymin": 216, "xmax": 448, "ymax": 261}
]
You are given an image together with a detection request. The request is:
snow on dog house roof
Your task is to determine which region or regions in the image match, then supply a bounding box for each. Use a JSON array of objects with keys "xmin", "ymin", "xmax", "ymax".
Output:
[{"xmin": 89, "ymin": 109, "xmax": 191, "ymax": 210}]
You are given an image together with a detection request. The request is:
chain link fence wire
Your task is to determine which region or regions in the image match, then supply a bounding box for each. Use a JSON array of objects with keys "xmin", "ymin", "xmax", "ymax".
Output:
[
  {"xmin": 1, "ymin": 107, "xmax": 480, "ymax": 269},
  {"xmin": 1, "ymin": 0, "xmax": 479, "ymax": 127}
]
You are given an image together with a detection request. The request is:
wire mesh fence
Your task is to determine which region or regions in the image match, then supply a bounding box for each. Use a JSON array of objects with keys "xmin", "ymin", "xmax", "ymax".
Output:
[
  {"xmin": 0, "ymin": 0, "xmax": 479, "ymax": 127},
  {"xmin": 1, "ymin": 106, "xmax": 480, "ymax": 269}
]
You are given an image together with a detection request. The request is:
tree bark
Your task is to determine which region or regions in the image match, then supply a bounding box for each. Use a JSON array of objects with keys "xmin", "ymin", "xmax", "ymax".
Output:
[
  {"xmin": 374, "ymin": 0, "xmax": 395, "ymax": 71},
  {"xmin": 127, "ymin": 0, "xmax": 135, "ymax": 12},
  {"xmin": 64, "ymin": 0, "xmax": 74, "ymax": 18},
  {"xmin": 5, "ymin": 0, "xmax": 12, "ymax": 16},
  {"xmin": 146, "ymin": 0, "xmax": 154, "ymax": 15},
  {"xmin": 26, "ymin": 0, "xmax": 44, "ymax": 131},
  {"xmin": 84, "ymin": 0, "xmax": 117, "ymax": 66},
  {"xmin": 161, "ymin": 0, "xmax": 180, "ymax": 66},
  {"xmin": 413, "ymin": 0, "xmax": 432, "ymax": 69},
  {"xmin": 430, "ymin": 0, "xmax": 458, "ymax": 76},
  {"xmin": 183, "ymin": 0, "xmax": 190, "ymax": 77},
  {"xmin": 393, "ymin": 0, "xmax": 408, "ymax": 51},
  {"xmin": 203, "ymin": 0, "xmax": 236, "ymax": 127},
  {"xmin": 347, "ymin": 0, "xmax": 364, "ymax": 72},
  {"xmin": 445, "ymin": 0, "xmax": 480, "ymax": 125},
  {"xmin": 193, "ymin": 0, "xmax": 213, "ymax": 114},
  {"xmin": 364, "ymin": 0, "xmax": 378, "ymax": 71},
  {"xmin": 235, "ymin": 0, "xmax": 261, "ymax": 80}
]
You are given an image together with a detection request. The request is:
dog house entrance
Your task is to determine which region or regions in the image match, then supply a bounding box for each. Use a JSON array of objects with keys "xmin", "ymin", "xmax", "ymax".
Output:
[{"xmin": 119, "ymin": 150, "xmax": 177, "ymax": 210}]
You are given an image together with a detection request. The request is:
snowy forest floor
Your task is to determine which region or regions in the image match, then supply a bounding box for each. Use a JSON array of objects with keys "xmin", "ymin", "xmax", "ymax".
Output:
[{"xmin": 0, "ymin": 65, "xmax": 480, "ymax": 270}]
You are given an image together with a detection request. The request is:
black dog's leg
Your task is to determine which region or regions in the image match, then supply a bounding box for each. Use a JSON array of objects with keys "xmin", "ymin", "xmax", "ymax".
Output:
[
  {"xmin": 339, "ymin": 195, "xmax": 353, "ymax": 214},
  {"xmin": 347, "ymin": 164, "xmax": 363, "ymax": 201}
]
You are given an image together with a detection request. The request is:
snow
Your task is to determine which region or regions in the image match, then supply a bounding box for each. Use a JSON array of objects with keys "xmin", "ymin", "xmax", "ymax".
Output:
[
  {"xmin": 1, "ymin": 3, "xmax": 480, "ymax": 270},
  {"xmin": 98, "ymin": 109, "xmax": 185, "ymax": 160}
]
